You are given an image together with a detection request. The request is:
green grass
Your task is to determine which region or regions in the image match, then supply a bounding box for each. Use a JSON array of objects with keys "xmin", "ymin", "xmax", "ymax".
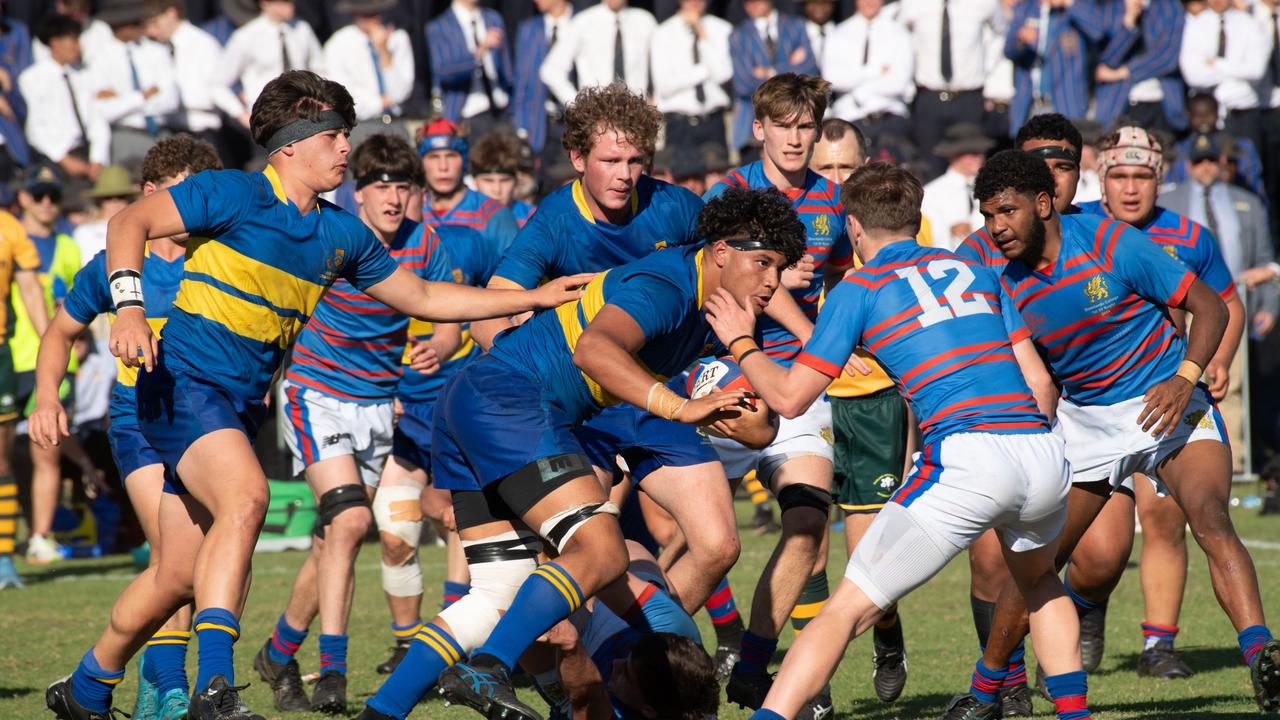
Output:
[{"xmin": 2, "ymin": 492, "xmax": 1279, "ymax": 719}]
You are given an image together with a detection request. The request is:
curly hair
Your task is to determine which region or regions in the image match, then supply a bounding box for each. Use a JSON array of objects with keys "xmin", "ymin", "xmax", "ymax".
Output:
[
  {"xmin": 351, "ymin": 133, "xmax": 425, "ymax": 186},
  {"xmin": 140, "ymin": 133, "xmax": 222, "ymax": 185},
  {"xmin": 752, "ymin": 73, "xmax": 831, "ymax": 124},
  {"xmin": 250, "ymin": 70, "xmax": 356, "ymax": 149},
  {"xmin": 840, "ymin": 162, "xmax": 922, "ymax": 236},
  {"xmin": 973, "ymin": 150, "xmax": 1055, "ymax": 205},
  {"xmin": 698, "ymin": 187, "xmax": 806, "ymax": 267},
  {"xmin": 470, "ymin": 132, "xmax": 526, "ymax": 175},
  {"xmin": 1014, "ymin": 113, "xmax": 1083, "ymax": 157},
  {"xmin": 561, "ymin": 81, "xmax": 662, "ymax": 160},
  {"xmin": 630, "ymin": 634, "xmax": 719, "ymax": 720}
]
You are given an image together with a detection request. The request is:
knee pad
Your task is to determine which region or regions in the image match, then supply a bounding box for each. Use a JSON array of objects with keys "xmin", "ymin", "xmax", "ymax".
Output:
[
  {"xmin": 439, "ymin": 530, "xmax": 541, "ymax": 651},
  {"xmin": 538, "ymin": 502, "xmax": 620, "ymax": 554},
  {"xmin": 373, "ymin": 485, "xmax": 426, "ymax": 597},
  {"xmin": 776, "ymin": 483, "xmax": 832, "ymax": 515},
  {"xmin": 313, "ymin": 484, "xmax": 370, "ymax": 539}
]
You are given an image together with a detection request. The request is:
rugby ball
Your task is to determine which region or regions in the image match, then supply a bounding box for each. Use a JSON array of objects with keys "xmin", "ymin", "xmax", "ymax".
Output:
[{"xmin": 686, "ymin": 358, "xmax": 760, "ymax": 439}]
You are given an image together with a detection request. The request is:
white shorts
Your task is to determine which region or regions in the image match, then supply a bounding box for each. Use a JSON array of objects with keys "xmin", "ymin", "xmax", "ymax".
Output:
[
  {"xmin": 710, "ymin": 396, "xmax": 834, "ymax": 482},
  {"xmin": 845, "ymin": 432, "xmax": 1070, "ymax": 609},
  {"xmin": 281, "ymin": 381, "xmax": 395, "ymax": 487},
  {"xmin": 1055, "ymin": 384, "xmax": 1226, "ymax": 493}
]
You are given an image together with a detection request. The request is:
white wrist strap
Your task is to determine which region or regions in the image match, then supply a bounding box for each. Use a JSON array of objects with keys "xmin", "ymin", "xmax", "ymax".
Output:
[{"xmin": 109, "ymin": 269, "xmax": 144, "ymax": 312}]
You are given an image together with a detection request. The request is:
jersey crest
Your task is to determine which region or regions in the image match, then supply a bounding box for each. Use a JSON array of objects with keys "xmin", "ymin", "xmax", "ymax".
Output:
[{"xmin": 1084, "ymin": 274, "xmax": 1109, "ymax": 304}]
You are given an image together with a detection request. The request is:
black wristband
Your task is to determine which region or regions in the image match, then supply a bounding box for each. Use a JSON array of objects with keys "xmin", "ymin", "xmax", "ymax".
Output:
[
  {"xmin": 728, "ymin": 335, "xmax": 753, "ymax": 349},
  {"xmin": 736, "ymin": 347, "xmax": 761, "ymax": 364}
]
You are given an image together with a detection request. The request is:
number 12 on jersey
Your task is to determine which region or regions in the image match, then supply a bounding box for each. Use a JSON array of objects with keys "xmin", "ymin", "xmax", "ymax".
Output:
[{"xmin": 896, "ymin": 259, "xmax": 994, "ymax": 328}]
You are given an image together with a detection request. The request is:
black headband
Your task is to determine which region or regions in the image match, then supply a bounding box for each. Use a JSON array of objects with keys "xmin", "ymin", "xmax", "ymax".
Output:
[
  {"xmin": 1025, "ymin": 144, "xmax": 1080, "ymax": 163},
  {"xmin": 723, "ymin": 238, "xmax": 772, "ymax": 252},
  {"xmin": 263, "ymin": 110, "xmax": 349, "ymax": 155},
  {"xmin": 355, "ymin": 172, "xmax": 413, "ymax": 190}
]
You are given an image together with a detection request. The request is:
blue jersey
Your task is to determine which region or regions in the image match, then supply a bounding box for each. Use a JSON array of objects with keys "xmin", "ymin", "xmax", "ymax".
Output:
[
  {"xmin": 492, "ymin": 175, "xmax": 703, "ymax": 289},
  {"xmin": 705, "ymin": 162, "xmax": 852, "ymax": 365},
  {"xmin": 422, "ymin": 187, "xmax": 518, "ymax": 260},
  {"xmin": 164, "ymin": 167, "xmax": 398, "ymax": 400},
  {"xmin": 489, "ymin": 245, "xmax": 716, "ymax": 423},
  {"xmin": 63, "ymin": 249, "xmax": 183, "ymax": 420},
  {"xmin": 285, "ymin": 221, "xmax": 452, "ymax": 403},
  {"xmin": 511, "ymin": 199, "xmax": 536, "ymax": 228},
  {"xmin": 799, "ymin": 241, "xmax": 1047, "ymax": 445},
  {"xmin": 1078, "ymin": 201, "xmax": 1236, "ymax": 301},
  {"xmin": 959, "ymin": 213, "xmax": 1194, "ymax": 406}
]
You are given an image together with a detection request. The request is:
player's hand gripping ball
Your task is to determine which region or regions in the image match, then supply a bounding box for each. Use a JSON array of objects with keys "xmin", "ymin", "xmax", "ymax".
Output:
[{"xmin": 688, "ymin": 357, "xmax": 759, "ymax": 439}]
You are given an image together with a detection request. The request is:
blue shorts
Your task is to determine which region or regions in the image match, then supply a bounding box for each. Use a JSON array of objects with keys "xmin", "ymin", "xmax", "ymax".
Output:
[
  {"xmin": 391, "ymin": 399, "xmax": 435, "ymax": 474},
  {"xmin": 431, "ymin": 355, "xmax": 588, "ymax": 493},
  {"xmin": 575, "ymin": 402, "xmax": 718, "ymax": 484},
  {"xmin": 107, "ymin": 409, "xmax": 163, "ymax": 480},
  {"xmin": 137, "ymin": 354, "xmax": 266, "ymax": 495}
]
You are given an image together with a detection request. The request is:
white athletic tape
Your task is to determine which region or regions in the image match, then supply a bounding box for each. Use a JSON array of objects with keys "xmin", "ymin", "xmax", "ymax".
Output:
[{"xmin": 374, "ymin": 485, "xmax": 425, "ymax": 596}]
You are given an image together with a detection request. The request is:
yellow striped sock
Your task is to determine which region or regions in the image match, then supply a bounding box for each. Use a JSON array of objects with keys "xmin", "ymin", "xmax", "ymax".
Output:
[
  {"xmin": 744, "ymin": 472, "xmax": 770, "ymax": 506},
  {"xmin": 0, "ymin": 476, "xmax": 16, "ymax": 555},
  {"xmin": 147, "ymin": 630, "xmax": 192, "ymax": 647}
]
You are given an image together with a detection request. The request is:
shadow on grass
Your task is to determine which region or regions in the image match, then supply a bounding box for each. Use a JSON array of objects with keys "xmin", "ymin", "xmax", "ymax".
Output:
[
  {"xmin": 1098, "ymin": 693, "xmax": 1258, "ymax": 718},
  {"xmin": 1101, "ymin": 645, "xmax": 1245, "ymax": 676},
  {"xmin": 836, "ymin": 691, "xmax": 956, "ymax": 719},
  {"xmin": 0, "ymin": 687, "xmax": 37, "ymax": 700},
  {"xmin": 21, "ymin": 557, "xmax": 138, "ymax": 583}
]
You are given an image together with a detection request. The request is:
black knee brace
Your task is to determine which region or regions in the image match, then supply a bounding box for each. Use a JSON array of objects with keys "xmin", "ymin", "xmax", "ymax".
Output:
[
  {"xmin": 313, "ymin": 484, "xmax": 369, "ymax": 539},
  {"xmin": 776, "ymin": 484, "xmax": 832, "ymax": 515}
]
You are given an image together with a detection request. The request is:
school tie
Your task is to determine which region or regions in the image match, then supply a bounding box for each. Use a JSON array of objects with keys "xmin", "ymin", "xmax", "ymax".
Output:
[
  {"xmin": 472, "ymin": 17, "xmax": 499, "ymax": 114},
  {"xmin": 614, "ymin": 16, "xmax": 626, "ymax": 82},
  {"xmin": 940, "ymin": 0, "xmax": 953, "ymax": 83},
  {"xmin": 1202, "ymin": 184, "xmax": 1221, "ymax": 240},
  {"xmin": 1216, "ymin": 13, "xmax": 1226, "ymax": 58},
  {"xmin": 765, "ymin": 24, "xmax": 777, "ymax": 61},
  {"xmin": 63, "ymin": 70, "xmax": 89, "ymax": 145},
  {"xmin": 127, "ymin": 46, "xmax": 159, "ymax": 136},
  {"xmin": 692, "ymin": 25, "xmax": 706, "ymax": 104},
  {"xmin": 862, "ymin": 22, "xmax": 871, "ymax": 65},
  {"xmin": 280, "ymin": 27, "xmax": 293, "ymax": 70},
  {"xmin": 1270, "ymin": 10, "xmax": 1279, "ymax": 83}
]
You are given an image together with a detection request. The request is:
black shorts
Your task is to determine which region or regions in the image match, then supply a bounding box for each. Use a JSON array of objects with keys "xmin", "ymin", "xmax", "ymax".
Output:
[
  {"xmin": 831, "ymin": 389, "xmax": 908, "ymax": 514},
  {"xmin": 450, "ymin": 452, "xmax": 595, "ymax": 531}
]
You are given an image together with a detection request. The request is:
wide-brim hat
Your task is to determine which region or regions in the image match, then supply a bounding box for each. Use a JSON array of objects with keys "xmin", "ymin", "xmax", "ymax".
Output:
[
  {"xmin": 933, "ymin": 123, "xmax": 996, "ymax": 158},
  {"xmin": 335, "ymin": 0, "xmax": 399, "ymax": 14},
  {"xmin": 85, "ymin": 165, "xmax": 138, "ymax": 199},
  {"xmin": 96, "ymin": 0, "xmax": 151, "ymax": 28}
]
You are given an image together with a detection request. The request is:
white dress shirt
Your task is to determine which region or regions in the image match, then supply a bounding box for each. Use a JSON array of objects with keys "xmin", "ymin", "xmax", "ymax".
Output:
[
  {"xmin": 1254, "ymin": 3, "xmax": 1280, "ymax": 108},
  {"xmin": 921, "ymin": 168, "xmax": 983, "ymax": 250},
  {"xmin": 540, "ymin": 3, "xmax": 657, "ymax": 106},
  {"xmin": 450, "ymin": 2, "xmax": 510, "ymax": 118},
  {"xmin": 982, "ymin": 22, "xmax": 1015, "ymax": 103},
  {"xmin": 753, "ymin": 11, "xmax": 780, "ymax": 48},
  {"xmin": 898, "ymin": 0, "xmax": 1006, "ymax": 92},
  {"xmin": 650, "ymin": 13, "xmax": 733, "ymax": 115},
  {"xmin": 542, "ymin": 9, "xmax": 574, "ymax": 114},
  {"xmin": 805, "ymin": 19, "xmax": 836, "ymax": 69},
  {"xmin": 34, "ymin": 18, "xmax": 114, "ymax": 67},
  {"xmin": 323, "ymin": 24, "xmax": 415, "ymax": 121},
  {"xmin": 88, "ymin": 36, "xmax": 180, "ymax": 132},
  {"xmin": 824, "ymin": 12, "xmax": 914, "ymax": 120},
  {"xmin": 220, "ymin": 14, "xmax": 324, "ymax": 112},
  {"xmin": 1187, "ymin": 181, "xmax": 1244, "ymax": 275},
  {"xmin": 18, "ymin": 59, "xmax": 110, "ymax": 165},
  {"xmin": 1179, "ymin": 8, "xmax": 1269, "ymax": 111},
  {"xmin": 166, "ymin": 21, "xmax": 246, "ymax": 132}
]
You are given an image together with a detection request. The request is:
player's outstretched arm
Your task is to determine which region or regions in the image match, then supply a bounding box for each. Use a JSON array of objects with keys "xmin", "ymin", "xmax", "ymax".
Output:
[
  {"xmin": 105, "ymin": 190, "xmax": 186, "ymax": 371},
  {"xmin": 470, "ymin": 276, "xmax": 528, "ymax": 351},
  {"xmin": 704, "ymin": 288, "xmax": 830, "ymax": 418},
  {"xmin": 30, "ymin": 309, "xmax": 89, "ymax": 449},
  {"xmin": 1140, "ymin": 278, "xmax": 1227, "ymax": 437},
  {"xmin": 573, "ymin": 305, "xmax": 750, "ymax": 425},
  {"xmin": 364, "ymin": 268, "xmax": 594, "ymax": 324}
]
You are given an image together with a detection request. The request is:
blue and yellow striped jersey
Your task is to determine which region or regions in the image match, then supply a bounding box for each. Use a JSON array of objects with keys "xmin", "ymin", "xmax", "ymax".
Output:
[
  {"xmin": 489, "ymin": 245, "xmax": 716, "ymax": 424},
  {"xmin": 164, "ymin": 167, "xmax": 399, "ymax": 400},
  {"xmin": 63, "ymin": 248, "xmax": 183, "ymax": 420}
]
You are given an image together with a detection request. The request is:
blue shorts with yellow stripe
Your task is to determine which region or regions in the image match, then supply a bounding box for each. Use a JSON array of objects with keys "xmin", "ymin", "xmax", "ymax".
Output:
[
  {"xmin": 107, "ymin": 408, "xmax": 164, "ymax": 481},
  {"xmin": 430, "ymin": 354, "xmax": 589, "ymax": 494},
  {"xmin": 391, "ymin": 398, "xmax": 435, "ymax": 474},
  {"xmin": 575, "ymin": 402, "xmax": 717, "ymax": 484},
  {"xmin": 137, "ymin": 346, "xmax": 267, "ymax": 495}
]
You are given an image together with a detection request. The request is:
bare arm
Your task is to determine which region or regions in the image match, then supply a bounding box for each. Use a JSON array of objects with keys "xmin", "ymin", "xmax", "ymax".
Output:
[
  {"xmin": 406, "ymin": 322, "xmax": 463, "ymax": 375},
  {"xmin": 1011, "ymin": 337, "xmax": 1058, "ymax": 423},
  {"xmin": 106, "ymin": 190, "xmax": 188, "ymax": 371},
  {"xmin": 363, "ymin": 267, "xmax": 593, "ymax": 326},
  {"xmin": 15, "ymin": 269, "xmax": 49, "ymax": 337},
  {"xmin": 29, "ymin": 309, "xmax": 88, "ymax": 449},
  {"xmin": 470, "ymin": 275, "xmax": 529, "ymax": 351},
  {"xmin": 1138, "ymin": 278, "xmax": 1226, "ymax": 436},
  {"xmin": 1204, "ymin": 291, "xmax": 1245, "ymax": 401},
  {"xmin": 763, "ymin": 288, "xmax": 814, "ymax": 345}
]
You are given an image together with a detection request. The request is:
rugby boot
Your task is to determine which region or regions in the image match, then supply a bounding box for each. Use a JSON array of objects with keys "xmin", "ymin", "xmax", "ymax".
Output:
[
  {"xmin": 1033, "ymin": 663, "xmax": 1051, "ymax": 702},
  {"xmin": 713, "ymin": 644, "xmax": 741, "ymax": 685},
  {"xmin": 751, "ymin": 503, "xmax": 780, "ymax": 534},
  {"xmin": 310, "ymin": 672, "xmax": 347, "ymax": 715},
  {"xmin": 157, "ymin": 688, "xmax": 191, "ymax": 720},
  {"xmin": 997, "ymin": 682, "xmax": 1033, "ymax": 717},
  {"xmin": 797, "ymin": 685, "xmax": 833, "ymax": 720},
  {"xmin": 187, "ymin": 676, "xmax": 263, "ymax": 720},
  {"xmin": 872, "ymin": 639, "xmax": 908, "ymax": 703},
  {"xmin": 45, "ymin": 676, "xmax": 114, "ymax": 720},
  {"xmin": 252, "ymin": 640, "xmax": 309, "ymax": 711},
  {"xmin": 437, "ymin": 656, "xmax": 544, "ymax": 720},
  {"xmin": 350, "ymin": 707, "xmax": 395, "ymax": 720},
  {"xmin": 1136, "ymin": 640, "xmax": 1193, "ymax": 679},
  {"xmin": 939, "ymin": 693, "xmax": 1000, "ymax": 720},
  {"xmin": 0, "ymin": 554, "xmax": 24, "ymax": 589},
  {"xmin": 1250, "ymin": 639, "xmax": 1280, "ymax": 712},
  {"xmin": 376, "ymin": 639, "xmax": 411, "ymax": 674},
  {"xmin": 1077, "ymin": 602, "xmax": 1107, "ymax": 672},
  {"xmin": 726, "ymin": 666, "xmax": 773, "ymax": 710},
  {"xmin": 132, "ymin": 655, "xmax": 160, "ymax": 720}
]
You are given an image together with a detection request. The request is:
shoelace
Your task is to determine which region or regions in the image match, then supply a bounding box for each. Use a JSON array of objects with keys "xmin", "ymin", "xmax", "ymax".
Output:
[
  {"xmin": 210, "ymin": 682, "xmax": 253, "ymax": 712},
  {"xmin": 873, "ymin": 648, "xmax": 904, "ymax": 668}
]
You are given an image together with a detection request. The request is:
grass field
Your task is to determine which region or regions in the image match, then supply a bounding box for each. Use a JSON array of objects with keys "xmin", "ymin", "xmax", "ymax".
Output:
[{"xmin": 2, "ymin": 491, "xmax": 1279, "ymax": 720}]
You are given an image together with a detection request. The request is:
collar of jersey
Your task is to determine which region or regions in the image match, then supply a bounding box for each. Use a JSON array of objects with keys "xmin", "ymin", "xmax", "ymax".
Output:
[
  {"xmin": 572, "ymin": 179, "xmax": 638, "ymax": 224},
  {"xmin": 263, "ymin": 165, "xmax": 321, "ymax": 215},
  {"xmin": 694, "ymin": 247, "xmax": 705, "ymax": 309}
]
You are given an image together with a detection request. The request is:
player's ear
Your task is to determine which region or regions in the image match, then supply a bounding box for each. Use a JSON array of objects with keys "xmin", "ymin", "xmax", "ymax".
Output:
[
  {"xmin": 569, "ymin": 149, "xmax": 587, "ymax": 175},
  {"xmin": 752, "ymin": 119, "xmax": 766, "ymax": 144},
  {"xmin": 710, "ymin": 239, "xmax": 731, "ymax": 268},
  {"xmin": 1037, "ymin": 191, "xmax": 1052, "ymax": 219}
]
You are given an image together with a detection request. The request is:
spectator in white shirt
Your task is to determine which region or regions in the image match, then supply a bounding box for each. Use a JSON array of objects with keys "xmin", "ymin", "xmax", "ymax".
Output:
[
  {"xmin": 540, "ymin": 0, "xmax": 657, "ymax": 107},
  {"xmin": 898, "ymin": 0, "xmax": 1006, "ymax": 177},
  {"xmin": 801, "ymin": 0, "xmax": 837, "ymax": 70},
  {"xmin": 824, "ymin": 0, "xmax": 914, "ymax": 148},
  {"xmin": 19, "ymin": 14, "xmax": 109, "ymax": 183},
  {"xmin": 88, "ymin": 4, "xmax": 180, "ymax": 166},
  {"xmin": 71, "ymin": 164, "xmax": 136, "ymax": 265},
  {"xmin": 142, "ymin": 0, "xmax": 249, "ymax": 160},
  {"xmin": 33, "ymin": 0, "xmax": 115, "ymax": 67},
  {"xmin": 1179, "ymin": 0, "xmax": 1269, "ymax": 153},
  {"xmin": 220, "ymin": 0, "xmax": 323, "ymax": 115},
  {"xmin": 324, "ymin": 0, "xmax": 414, "ymax": 145},
  {"xmin": 650, "ymin": 0, "xmax": 733, "ymax": 157},
  {"xmin": 921, "ymin": 122, "xmax": 992, "ymax": 249}
]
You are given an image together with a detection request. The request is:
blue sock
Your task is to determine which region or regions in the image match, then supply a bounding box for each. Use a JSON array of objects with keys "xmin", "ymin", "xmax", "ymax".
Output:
[
  {"xmin": 1044, "ymin": 670, "xmax": 1090, "ymax": 719},
  {"xmin": 143, "ymin": 630, "xmax": 191, "ymax": 697},
  {"xmin": 1240, "ymin": 625, "xmax": 1274, "ymax": 666},
  {"xmin": 366, "ymin": 623, "xmax": 464, "ymax": 720},
  {"xmin": 70, "ymin": 648, "xmax": 124, "ymax": 713},
  {"xmin": 750, "ymin": 710, "xmax": 786, "ymax": 720},
  {"xmin": 473, "ymin": 562, "xmax": 584, "ymax": 670},
  {"xmin": 736, "ymin": 631, "xmax": 779, "ymax": 675},
  {"xmin": 1063, "ymin": 574, "xmax": 1100, "ymax": 615},
  {"xmin": 194, "ymin": 608, "xmax": 239, "ymax": 692},
  {"xmin": 443, "ymin": 580, "xmax": 469, "ymax": 609},
  {"xmin": 969, "ymin": 660, "xmax": 1007, "ymax": 704},
  {"xmin": 1005, "ymin": 641, "xmax": 1027, "ymax": 686},
  {"xmin": 319, "ymin": 634, "xmax": 348, "ymax": 676},
  {"xmin": 620, "ymin": 582, "xmax": 701, "ymax": 642},
  {"xmin": 391, "ymin": 618, "xmax": 422, "ymax": 645},
  {"xmin": 266, "ymin": 613, "xmax": 308, "ymax": 666}
]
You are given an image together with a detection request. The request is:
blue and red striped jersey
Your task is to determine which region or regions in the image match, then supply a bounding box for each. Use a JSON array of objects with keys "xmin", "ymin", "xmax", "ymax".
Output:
[
  {"xmin": 798, "ymin": 241, "xmax": 1046, "ymax": 445},
  {"xmin": 285, "ymin": 220, "xmax": 452, "ymax": 403},
  {"xmin": 1078, "ymin": 201, "xmax": 1236, "ymax": 301},
  {"xmin": 969, "ymin": 213, "xmax": 1195, "ymax": 407},
  {"xmin": 704, "ymin": 161, "xmax": 852, "ymax": 366},
  {"xmin": 422, "ymin": 187, "xmax": 519, "ymax": 258}
]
